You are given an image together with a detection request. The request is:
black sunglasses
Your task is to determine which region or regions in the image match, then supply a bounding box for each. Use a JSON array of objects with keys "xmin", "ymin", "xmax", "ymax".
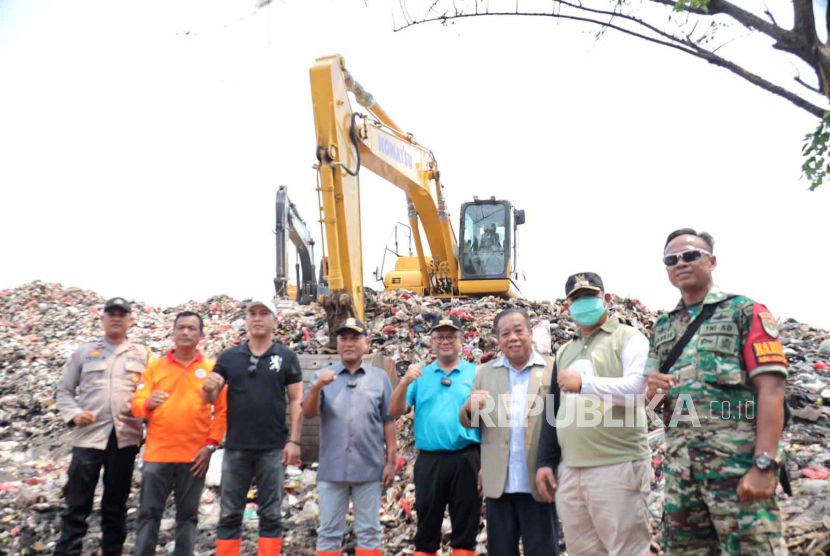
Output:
[
  {"xmin": 248, "ymin": 356, "xmax": 259, "ymax": 375},
  {"xmin": 663, "ymin": 248, "xmax": 712, "ymax": 267}
]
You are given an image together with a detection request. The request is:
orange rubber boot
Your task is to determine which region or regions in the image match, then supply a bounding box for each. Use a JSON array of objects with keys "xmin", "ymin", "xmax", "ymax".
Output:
[
  {"xmin": 452, "ymin": 550, "xmax": 477, "ymax": 556},
  {"xmin": 216, "ymin": 539, "xmax": 242, "ymax": 556},
  {"xmin": 316, "ymin": 551, "xmax": 343, "ymax": 556},
  {"xmin": 355, "ymin": 549, "xmax": 382, "ymax": 556},
  {"xmin": 257, "ymin": 537, "xmax": 283, "ymax": 556}
]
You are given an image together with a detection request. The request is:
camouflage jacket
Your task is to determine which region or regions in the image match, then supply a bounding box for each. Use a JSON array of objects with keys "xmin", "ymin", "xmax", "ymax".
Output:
[{"xmin": 644, "ymin": 287, "xmax": 788, "ymax": 479}]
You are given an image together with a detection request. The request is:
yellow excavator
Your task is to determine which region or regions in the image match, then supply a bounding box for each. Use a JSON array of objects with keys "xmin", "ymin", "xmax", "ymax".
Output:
[
  {"xmin": 310, "ymin": 54, "xmax": 526, "ymax": 331},
  {"xmin": 294, "ymin": 55, "xmax": 527, "ymax": 458},
  {"xmin": 273, "ymin": 185, "xmax": 319, "ymax": 305}
]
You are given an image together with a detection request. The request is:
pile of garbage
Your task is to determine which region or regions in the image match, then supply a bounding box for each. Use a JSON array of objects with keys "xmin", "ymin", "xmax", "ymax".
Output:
[{"xmin": 0, "ymin": 281, "xmax": 828, "ymax": 555}]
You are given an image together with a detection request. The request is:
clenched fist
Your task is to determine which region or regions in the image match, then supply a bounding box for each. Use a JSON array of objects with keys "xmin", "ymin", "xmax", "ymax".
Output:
[
  {"xmin": 403, "ymin": 365, "xmax": 423, "ymax": 385},
  {"xmin": 737, "ymin": 467, "xmax": 776, "ymax": 503},
  {"xmin": 202, "ymin": 373, "xmax": 225, "ymax": 394},
  {"xmin": 72, "ymin": 410, "xmax": 96, "ymax": 428},
  {"xmin": 314, "ymin": 369, "xmax": 337, "ymax": 389},
  {"xmin": 149, "ymin": 390, "xmax": 169, "ymax": 409},
  {"xmin": 558, "ymin": 368, "xmax": 582, "ymax": 393},
  {"xmin": 536, "ymin": 467, "xmax": 557, "ymax": 504},
  {"xmin": 646, "ymin": 373, "xmax": 675, "ymax": 401},
  {"xmin": 465, "ymin": 390, "xmax": 491, "ymax": 413}
]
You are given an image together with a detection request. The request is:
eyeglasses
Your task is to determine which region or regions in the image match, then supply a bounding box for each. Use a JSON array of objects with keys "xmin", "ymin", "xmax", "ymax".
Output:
[
  {"xmin": 248, "ymin": 356, "xmax": 259, "ymax": 375},
  {"xmin": 432, "ymin": 335, "xmax": 459, "ymax": 344},
  {"xmin": 663, "ymin": 248, "xmax": 712, "ymax": 267}
]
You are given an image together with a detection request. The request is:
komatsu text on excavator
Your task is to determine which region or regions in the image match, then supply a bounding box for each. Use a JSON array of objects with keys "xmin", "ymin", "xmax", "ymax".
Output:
[{"xmin": 310, "ymin": 54, "xmax": 526, "ymax": 333}]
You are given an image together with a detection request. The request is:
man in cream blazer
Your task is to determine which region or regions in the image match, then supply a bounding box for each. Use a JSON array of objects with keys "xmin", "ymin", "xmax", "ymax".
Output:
[{"xmin": 460, "ymin": 308, "xmax": 559, "ymax": 556}]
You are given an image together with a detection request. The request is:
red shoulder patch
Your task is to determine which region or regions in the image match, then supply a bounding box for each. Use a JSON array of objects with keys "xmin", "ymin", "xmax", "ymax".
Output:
[{"xmin": 743, "ymin": 303, "xmax": 787, "ymax": 371}]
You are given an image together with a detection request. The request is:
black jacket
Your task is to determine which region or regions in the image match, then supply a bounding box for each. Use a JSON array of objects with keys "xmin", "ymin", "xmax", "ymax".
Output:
[{"xmin": 536, "ymin": 359, "xmax": 562, "ymax": 470}]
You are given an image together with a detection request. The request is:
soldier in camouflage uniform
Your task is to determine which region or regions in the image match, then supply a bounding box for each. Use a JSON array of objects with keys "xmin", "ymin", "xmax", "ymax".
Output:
[{"xmin": 644, "ymin": 228, "xmax": 788, "ymax": 556}]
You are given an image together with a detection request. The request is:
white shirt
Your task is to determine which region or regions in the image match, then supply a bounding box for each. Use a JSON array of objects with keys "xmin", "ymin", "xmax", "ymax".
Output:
[
  {"xmin": 494, "ymin": 351, "xmax": 546, "ymax": 494},
  {"xmin": 579, "ymin": 333, "xmax": 649, "ymax": 405}
]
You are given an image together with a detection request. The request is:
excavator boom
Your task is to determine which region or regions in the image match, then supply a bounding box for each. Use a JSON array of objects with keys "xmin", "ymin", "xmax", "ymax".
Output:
[
  {"xmin": 274, "ymin": 185, "xmax": 317, "ymax": 305},
  {"xmin": 309, "ymin": 54, "xmax": 525, "ymax": 326}
]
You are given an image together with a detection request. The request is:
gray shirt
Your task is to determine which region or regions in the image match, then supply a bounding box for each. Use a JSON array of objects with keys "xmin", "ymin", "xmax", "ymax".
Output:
[
  {"xmin": 56, "ymin": 338, "xmax": 150, "ymax": 449},
  {"xmin": 304, "ymin": 363, "xmax": 393, "ymax": 483}
]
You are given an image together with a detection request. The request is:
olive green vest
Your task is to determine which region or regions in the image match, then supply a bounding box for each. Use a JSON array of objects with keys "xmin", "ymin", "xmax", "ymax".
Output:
[{"xmin": 555, "ymin": 317, "xmax": 650, "ymax": 467}]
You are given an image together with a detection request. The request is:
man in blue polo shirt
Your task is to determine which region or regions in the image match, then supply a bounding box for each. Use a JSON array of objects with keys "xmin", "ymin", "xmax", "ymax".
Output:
[{"xmin": 389, "ymin": 315, "xmax": 481, "ymax": 556}]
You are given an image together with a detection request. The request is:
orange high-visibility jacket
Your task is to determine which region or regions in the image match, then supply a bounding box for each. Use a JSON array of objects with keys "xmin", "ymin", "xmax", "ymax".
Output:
[{"xmin": 132, "ymin": 350, "xmax": 227, "ymax": 463}]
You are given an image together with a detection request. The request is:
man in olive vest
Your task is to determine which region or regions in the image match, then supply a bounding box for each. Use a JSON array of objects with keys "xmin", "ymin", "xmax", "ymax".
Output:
[{"xmin": 537, "ymin": 273, "xmax": 651, "ymax": 555}]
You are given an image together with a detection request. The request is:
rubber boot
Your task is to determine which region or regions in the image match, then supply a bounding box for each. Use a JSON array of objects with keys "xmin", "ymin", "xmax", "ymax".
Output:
[
  {"xmin": 452, "ymin": 550, "xmax": 477, "ymax": 556},
  {"xmin": 257, "ymin": 537, "xmax": 282, "ymax": 556},
  {"xmin": 315, "ymin": 551, "xmax": 342, "ymax": 556},
  {"xmin": 216, "ymin": 539, "xmax": 242, "ymax": 556},
  {"xmin": 355, "ymin": 549, "xmax": 382, "ymax": 556}
]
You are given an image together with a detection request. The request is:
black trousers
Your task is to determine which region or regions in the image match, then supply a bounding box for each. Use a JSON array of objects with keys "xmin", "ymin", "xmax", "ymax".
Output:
[
  {"xmin": 485, "ymin": 493, "xmax": 559, "ymax": 556},
  {"xmin": 133, "ymin": 462, "xmax": 206, "ymax": 556},
  {"xmin": 54, "ymin": 430, "xmax": 139, "ymax": 556},
  {"xmin": 218, "ymin": 448, "xmax": 284, "ymax": 540},
  {"xmin": 413, "ymin": 445, "xmax": 482, "ymax": 553}
]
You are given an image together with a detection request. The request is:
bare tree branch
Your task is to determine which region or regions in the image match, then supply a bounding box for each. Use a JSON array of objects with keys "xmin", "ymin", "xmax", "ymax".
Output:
[
  {"xmin": 691, "ymin": 46, "xmax": 825, "ymax": 117},
  {"xmin": 796, "ymin": 75, "xmax": 823, "ymax": 94},
  {"xmin": 395, "ymin": 10, "xmax": 698, "ymax": 54},
  {"xmin": 711, "ymin": 30, "xmax": 752, "ymax": 53},
  {"xmin": 386, "ymin": 0, "xmax": 830, "ymax": 189},
  {"xmin": 762, "ymin": 0, "xmax": 778, "ymax": 26},
  {"xmin": 649, "ymin": 0, "xmax": 791, "ymax": 44},
  {"xmin": 555, "ymin": 0, "xmax": 690, "ymax": 45},
  {"xmin": 393, "ymin": 9, "xmax": 826, "ymax": 117}
]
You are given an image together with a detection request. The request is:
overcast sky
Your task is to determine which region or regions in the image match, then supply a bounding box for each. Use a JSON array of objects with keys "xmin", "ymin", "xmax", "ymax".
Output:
[{"xmin": 1, "ymin": 0, "xmax": 828, "ymax": 329}]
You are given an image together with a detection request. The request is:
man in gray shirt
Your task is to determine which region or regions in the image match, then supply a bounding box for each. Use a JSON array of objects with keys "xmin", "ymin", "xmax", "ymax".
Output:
[
  {"xmin": 302, "ymin": 318, "xmax": 397, "ymax": 556},
  {"xmin": 54, "ymin": 298, "xmax": 151, "ymax": 556}
]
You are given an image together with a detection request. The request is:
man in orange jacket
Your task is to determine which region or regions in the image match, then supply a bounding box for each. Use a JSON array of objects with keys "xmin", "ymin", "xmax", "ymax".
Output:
[{"xmin": 131, "ymin": 311, "xmax": 227, "ymax": 556}]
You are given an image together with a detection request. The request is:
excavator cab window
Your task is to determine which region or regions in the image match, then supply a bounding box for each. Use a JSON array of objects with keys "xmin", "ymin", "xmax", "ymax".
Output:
[{"xmin": 460, "ymin": 202, "xmax": 510, "ymax": 279}]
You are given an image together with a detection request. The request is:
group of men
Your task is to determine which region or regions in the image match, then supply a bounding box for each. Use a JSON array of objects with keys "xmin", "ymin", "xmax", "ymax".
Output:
[{"xmin": 54, "ymin": 227, "xmax": 789, "ymax": 556}]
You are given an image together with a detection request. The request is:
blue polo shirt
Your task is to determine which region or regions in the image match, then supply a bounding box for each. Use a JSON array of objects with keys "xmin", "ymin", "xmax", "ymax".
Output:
[{"xmin": 406, "ymin": 359, "xmax": 480, "ymax": 451}]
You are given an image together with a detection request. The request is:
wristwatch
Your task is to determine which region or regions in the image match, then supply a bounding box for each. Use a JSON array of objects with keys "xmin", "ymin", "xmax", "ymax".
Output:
[
  {"xmin": 205, "ymin": 444, "xmax": 217, "ymax": 453},
  {"xmin": 753, "ymin": 452, "xmax": 777, "ymax": 472}
]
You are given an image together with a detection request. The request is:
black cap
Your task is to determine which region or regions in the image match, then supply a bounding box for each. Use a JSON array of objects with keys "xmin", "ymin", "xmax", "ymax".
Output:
[
  {"xmin": 565, "ymin": 273, "xmax": 604, "ymax": 298},
  {"xmin": 335, "ymin": 317, "xmax": 367, "ymax": 335},
  {"xmin": 104, "ymin": 297, "xmax": 131, "ymax": 313},
  {"xmin": 429, "ymin": 315, "xmax": 462, "ymax": 333}
]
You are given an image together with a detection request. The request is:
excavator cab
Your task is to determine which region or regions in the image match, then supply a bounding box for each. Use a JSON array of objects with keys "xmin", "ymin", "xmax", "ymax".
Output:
[{"xmin": 459, "ymin": 198, "xmax": 524, "ymax": 286}]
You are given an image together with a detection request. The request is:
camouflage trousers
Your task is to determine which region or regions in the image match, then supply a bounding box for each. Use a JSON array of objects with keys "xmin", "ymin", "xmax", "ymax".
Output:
[{"xmin": 662, "ymin": 468, "xmax": 787, "ymax": 555}]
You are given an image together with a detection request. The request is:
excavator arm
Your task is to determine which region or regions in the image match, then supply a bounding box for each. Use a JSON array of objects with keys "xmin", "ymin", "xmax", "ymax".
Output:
[
  {"xmin": 274, "ymin": 185, "xmax": 317, "ymax": 305},
  {"xmin": 310, "ymin": 54, "xmax": 458, "ymax": 324}
]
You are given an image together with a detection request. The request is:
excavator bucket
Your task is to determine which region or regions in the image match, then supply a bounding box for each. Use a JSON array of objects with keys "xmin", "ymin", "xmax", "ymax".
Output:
[{"xmin": 318, "ymin": 292, "xmax": 359, "ymax": 353}]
